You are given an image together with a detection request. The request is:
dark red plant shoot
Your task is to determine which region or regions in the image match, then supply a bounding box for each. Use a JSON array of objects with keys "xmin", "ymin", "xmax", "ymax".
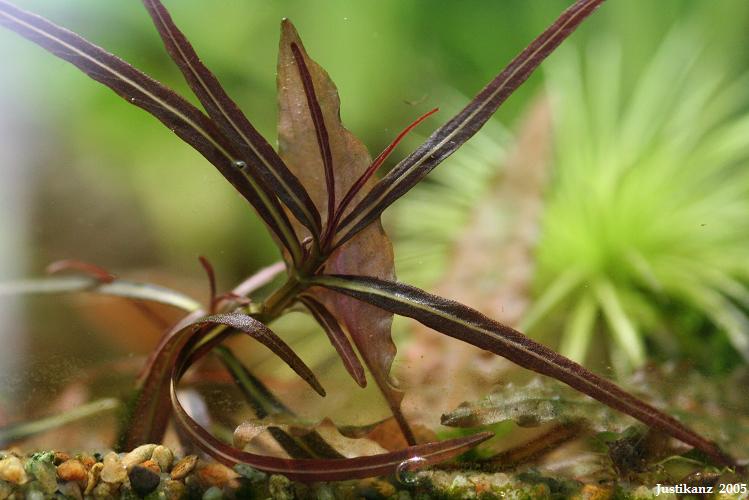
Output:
[{"xmin": 0, "ymin": 0, "xmax": 739, "ymax": 481}]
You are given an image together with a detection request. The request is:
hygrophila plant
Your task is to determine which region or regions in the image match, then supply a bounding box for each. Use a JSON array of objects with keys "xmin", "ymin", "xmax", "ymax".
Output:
[{"xmin": 0, "ymin": 0, "xmax": 739, "ymax": 480}]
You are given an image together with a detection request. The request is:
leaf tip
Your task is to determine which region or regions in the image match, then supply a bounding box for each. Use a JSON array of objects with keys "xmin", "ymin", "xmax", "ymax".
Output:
[{"xmin": 280, "ymin": 18, "xmax": 300, "ymax": 40}]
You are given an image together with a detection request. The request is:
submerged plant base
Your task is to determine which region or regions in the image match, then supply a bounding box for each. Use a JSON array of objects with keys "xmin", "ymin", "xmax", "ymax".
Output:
[{"xmin": 0, "ymin": 445, "xmax": 746, "ymax": 499}]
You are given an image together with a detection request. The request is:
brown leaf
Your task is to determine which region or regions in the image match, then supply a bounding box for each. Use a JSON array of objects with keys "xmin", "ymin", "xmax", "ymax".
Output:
[{"xmin": 276, "ymin": 21, "xmax": 410, "ymax": 440}]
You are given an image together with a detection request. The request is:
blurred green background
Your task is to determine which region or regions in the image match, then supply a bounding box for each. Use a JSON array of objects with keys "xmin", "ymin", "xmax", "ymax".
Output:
[{"xmin": 1, "ymin": 0, "xmax": 749, "ymax": 427}]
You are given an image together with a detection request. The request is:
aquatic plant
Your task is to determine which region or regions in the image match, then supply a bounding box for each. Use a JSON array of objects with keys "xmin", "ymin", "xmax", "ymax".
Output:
[
  {"xmin": 0, "ymin": 0, "xmax": 739, "ymax": 481},
  {"xmin": 521, "ymin": 32, "xmax": 749, "ymax": 374}
]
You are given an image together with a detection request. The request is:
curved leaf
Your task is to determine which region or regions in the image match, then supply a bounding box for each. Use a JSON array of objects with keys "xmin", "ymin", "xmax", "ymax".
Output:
[
  {"xmin": 309, "ymin": 274, "xmax": 737, "ymax": 468},
  {"xmin": 336, "ymin": 0, "xmax": 606, "ymax": 246},
  {"xmin": 171, "ymin": 365, "xmax": 492, "ymax": 481},
  {"xmin": 123, "ymin": 312, "xmax": 323, "ymax": 448}
]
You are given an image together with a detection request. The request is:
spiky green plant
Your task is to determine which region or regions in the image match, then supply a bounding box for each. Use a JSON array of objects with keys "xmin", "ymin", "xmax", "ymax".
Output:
[{"xmin": 520, "ymin": 30, "xmax": 749, "ymax": 374}]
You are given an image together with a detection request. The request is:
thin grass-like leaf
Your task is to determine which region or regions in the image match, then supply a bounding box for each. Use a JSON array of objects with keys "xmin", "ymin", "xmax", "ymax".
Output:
[
  {"xmin": 214, "ymin": 346, "xmax": 290, "ymax": 418},
  {"xmin": 0, "ymin": 276, "xmax": 201, "ymax": 312},
  {"xmin": 0, "ymin": 398, "xmax": 120, "ymax": 446},
  {"xmin": 595, "ymin": 280, "xmax": 646, "ymax": 368},
  {"xmin": 337, "ymin": 0, "xmax": 605, "ymax": 246},
  {"xmin": 141, "ymin": 0, "xmax": 321, "ymax": 239},
  {"xmin": 518, "ymin": 268, "xmax": 583, "ymax": 332},
  {"xmin": 0, "ymin": 0, "xmax": 302, "ymax": 262},
  {"xmin": 299, "ymin": 296, "xmax": 367, "ymax": 388},
  {"xmin": 123, "ymin": 313, "xmax": 323, "ymax": 448},
  {"xmin": 309, "ymin": 274, "xmax": 737, "ymax": 467},
  {"xmin": 558, "ymin": 293, "xmax": 597, "ymax": 363}
]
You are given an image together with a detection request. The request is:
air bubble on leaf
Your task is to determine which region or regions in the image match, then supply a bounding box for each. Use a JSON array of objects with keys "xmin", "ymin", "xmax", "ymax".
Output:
[
  {"xmin": 233, "ymin": 160, "xmax": 247, "ymax": 169},
  {"xmin": 395, "ymin": 456, "xmax": 427, "ymax": 485}
]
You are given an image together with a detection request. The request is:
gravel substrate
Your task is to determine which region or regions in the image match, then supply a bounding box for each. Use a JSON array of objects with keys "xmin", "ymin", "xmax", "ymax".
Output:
[
  {"xmin": 0, "ymin": 445, "xmax": 405, "ymax": 499},
  {"xmin": 1, "ymin": 446, "xmax": 746, "ymax": 499}
]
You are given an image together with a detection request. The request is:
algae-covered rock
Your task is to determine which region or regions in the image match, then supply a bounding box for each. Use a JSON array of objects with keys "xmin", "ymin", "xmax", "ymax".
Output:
[{"xmin": 25, "ymin": 451, "xmax": 57, "ymax": 494}]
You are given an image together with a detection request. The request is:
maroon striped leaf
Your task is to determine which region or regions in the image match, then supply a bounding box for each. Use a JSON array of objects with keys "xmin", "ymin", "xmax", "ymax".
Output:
[
  {"xmin": 336, "ymin": 0, "xmax": 605, "ymax": 247},
  {"xmin": 123, "ymin": 312, "xmax": 324, "ymax": 448},
  {"xmin": 289, "ymin": 41, "xmax": 336, "ymax": 232},
  {"xmin": 0, "ymin": 0, "xmax": 302, "ymax": 261},
  {"xmin": 309, "ymin": 274, "xmax": 737, "ymax": 468},
  {"xmin": 299, "ymin": 296, "xmax": 367, "ymax": 388},
  {"xmin": 141, "ymin": 0, "xmax": 321, "ymax": 240}
]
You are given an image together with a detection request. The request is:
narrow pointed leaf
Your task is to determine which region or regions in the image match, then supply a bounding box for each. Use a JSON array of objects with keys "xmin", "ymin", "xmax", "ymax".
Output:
[
  {"xmin": 289, "ymin": 41, "xmax": 336, "ymax": 228},
  {"xmin": 309, "ymin": 274, "xmax": 737, "ymax": 468},
  {"xmin": 278, "ymin": 21, "xmax": 412, "ymax": 443},
  {"xmin": 142, "ymin": 0, "xmax": 321, "ymax": 238},
  {"xmin": 0, "ymin": 276, "xmax": 201, "ymax": 312},
  {"xmin": 300, "ymin": 296, "xmax": 367, "ymax": 387},
  {"xmin": 214, "ymin": 346, "xmax": 291, "ymax": 418},
  {"xmin": 0, "ymin": 398, "xmax": 120, "ymax": 446},
  {"xmin": 123, "ymin": 312, "xmax": 323, "ymax": 448},
  {"xmin": 337, "ymin": 0, "xmax": 605, "ymax": 246},
  {"xmin": 0, "ymin": 0, "xmax": 301, "ymax": 261},
  {"xmin": 218, "ymin": 347, "xmax": 342, "ymax": 459}
]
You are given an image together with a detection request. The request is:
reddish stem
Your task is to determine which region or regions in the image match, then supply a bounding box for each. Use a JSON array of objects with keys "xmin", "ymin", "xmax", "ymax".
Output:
[
  {"xmin": 198, "ymin": 255, "xmax": 217, "ymax": 314},
  {"xmin": 46, "ymin": 259, "xmax": 116, "ymax": 283}
]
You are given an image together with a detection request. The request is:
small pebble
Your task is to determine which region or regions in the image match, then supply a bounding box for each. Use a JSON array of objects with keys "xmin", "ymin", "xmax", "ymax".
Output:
[
  {"xmin": 25, "ymin": 489, "xmax": 44, "ymax": 500},
  {"xmin": 25, "ymin": 452, "xmax": 57, "ymax": 494},
  {"xmin": 202, "ymin": 485, "xmax": 223, "ymax": 500},
  {"xmin": 58, "ymin": 480, "xmax": 83, "ymax": 500},
  {"xmin": 92, "ymin": 480, "xmax": 116, "ymax": 498},
  {"xmin": 196, "ymin": 463, "xmax": 238, "ymax": 488},
  {"xmin": 0, "ymin": 479, "xmax": 12, "ymax": 499},
  {"xmin": 0, "ymin": 456, "xmax": 27, "ymax": 485},
  {"xmin": 158, "ymin": 479, "xmax": 187, "ymax": 500},
  {"xmin": 170, "ymin": 455, "xmax": 198, "ymax": 480},
  {"xmin": 580, "ymin": 484, "xmax": 613, "ymax": 500},
  {"xmin": 79, "ymin": 454, "xmax": 97, "ymax": 470},
  {"xmin": 57, "ymin": 459, "xmax": 88, "ymax": 488},
  {"xmin": 269, "ymin": 474, "xmax": 294, "ymax": 500},
  {"xmin": 100, "ymin": 452, "xmax": 127, "ymax": 484},
  {"xmin": 122, "ymin": 443, "xmax": 157, "ymax": 470},
  {"xmin": 152, "ymin": 445, "xmax": 173, "ymax": 472},
  {"xmin": 128, "ymin": 464, "xmax": 161, "ymax": 496},
  {"xmin": 53, "ymin": 451, "xmax": 71, "ymax": 465},
  {"xmin": 141, "ymin": 459, "xmax": 161, "ymax": 474},
  {"xmin": 84, "ymin": 462, "xmax": 103, "ymax": 495}
]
